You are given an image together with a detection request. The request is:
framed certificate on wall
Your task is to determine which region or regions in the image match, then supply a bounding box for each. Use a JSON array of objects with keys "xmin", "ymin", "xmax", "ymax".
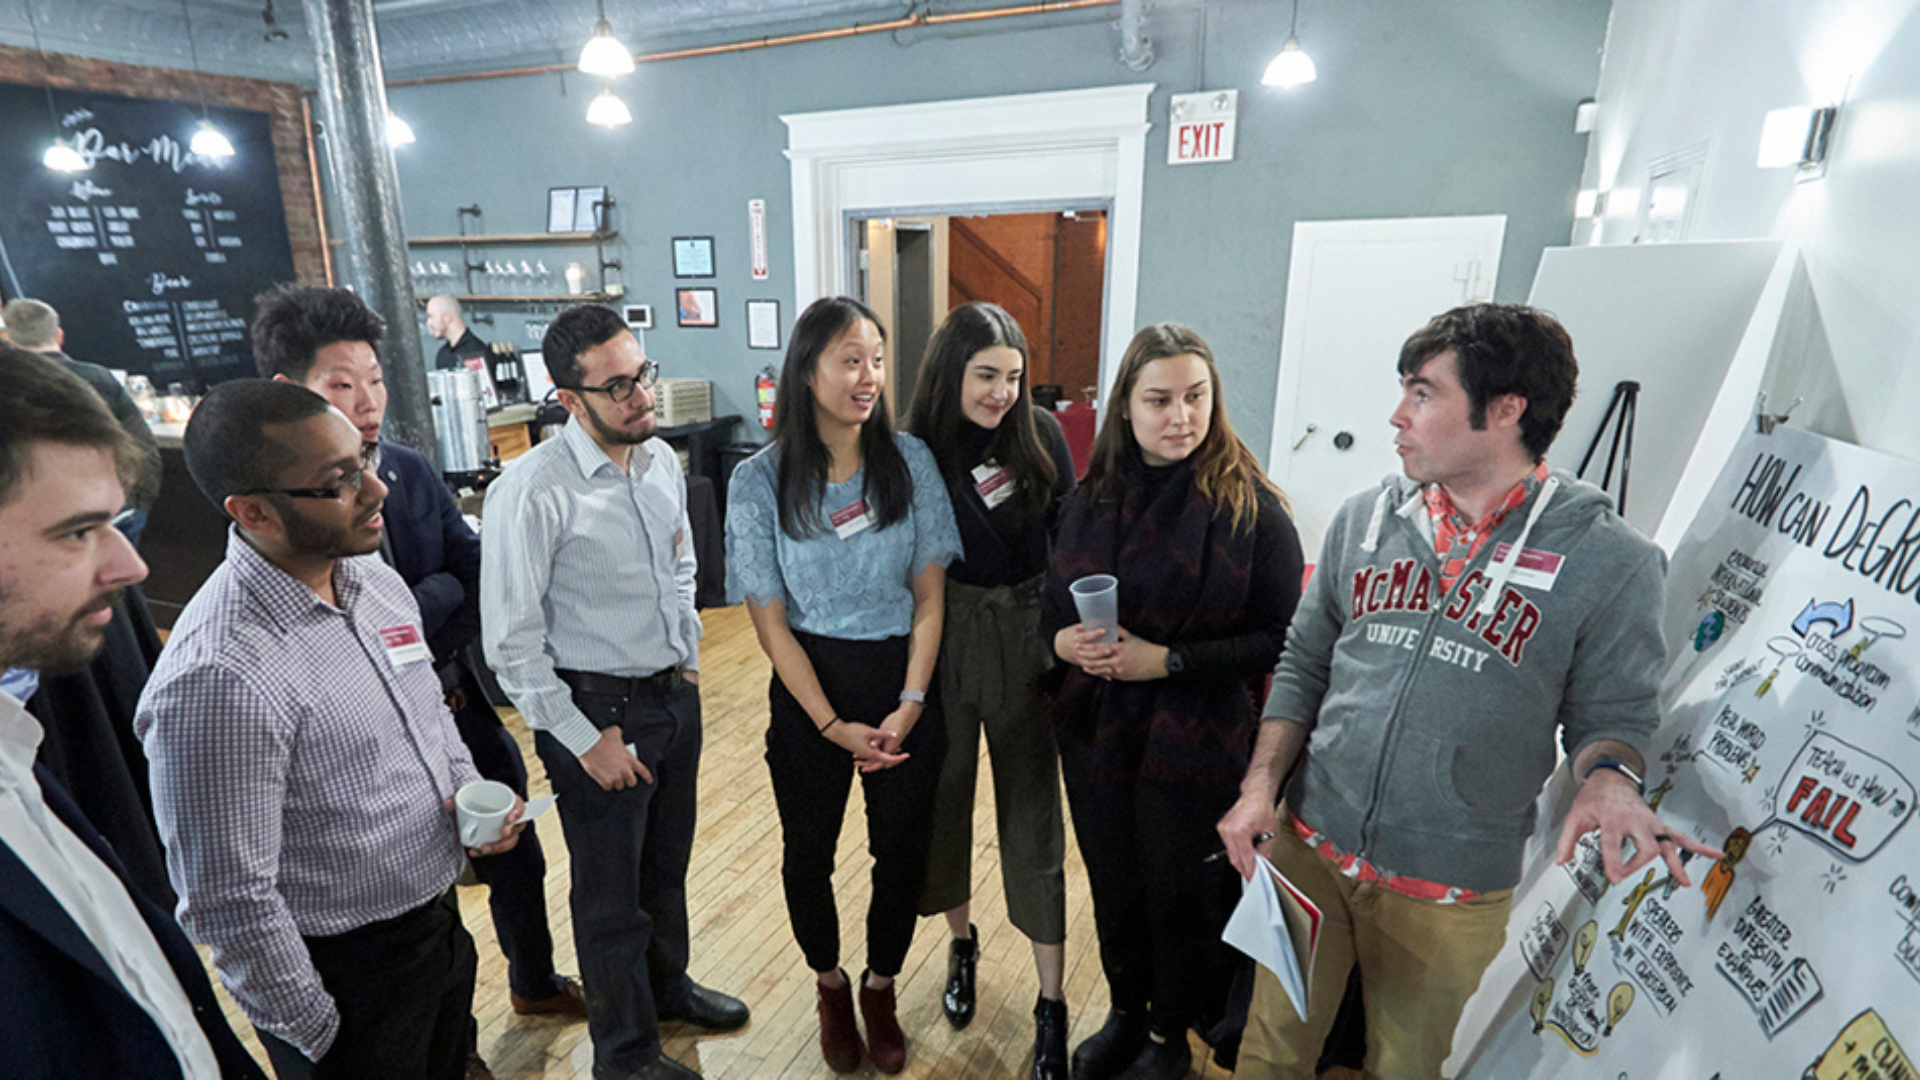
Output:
[{"xmin": 672, "ymin": 236, "xmax": 715, "ymax": 278}]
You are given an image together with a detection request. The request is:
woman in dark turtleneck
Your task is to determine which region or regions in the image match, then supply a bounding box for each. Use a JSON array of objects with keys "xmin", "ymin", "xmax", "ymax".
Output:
[
  {"xmin": 1040, "ymin": 322, "xmax": 1303, "ymax": 1080},
  {"xmin": 904, "ymin": 302, "xmax": 1077, "ymax": 1080}
]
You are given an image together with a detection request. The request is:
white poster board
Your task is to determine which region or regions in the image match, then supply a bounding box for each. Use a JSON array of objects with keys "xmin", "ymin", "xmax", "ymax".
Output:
[{"xmin": 1454, "ymin": 424, "xmax": 1918, "ymax": 1078}]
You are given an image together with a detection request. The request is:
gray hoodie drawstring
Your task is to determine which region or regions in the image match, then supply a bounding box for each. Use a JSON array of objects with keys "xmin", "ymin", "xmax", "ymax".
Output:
[
  {"xmin": 1476, "ymin": 477, "xmax": 1560, "ymax": 617},
  {"xmin": 1360, "ymin": 487, "xmax": 1394, "ymax": 553}
]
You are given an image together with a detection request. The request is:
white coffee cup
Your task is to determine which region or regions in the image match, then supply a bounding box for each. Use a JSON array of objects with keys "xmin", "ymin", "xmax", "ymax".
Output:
[{"xmin": 455, "ymin": 779, "xmax": 516, "ymax": 848}]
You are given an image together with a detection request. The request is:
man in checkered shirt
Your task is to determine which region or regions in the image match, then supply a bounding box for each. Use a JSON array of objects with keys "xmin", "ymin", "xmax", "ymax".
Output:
[{"xmin": 136, "ymin": 380, "xmax": 526, "ymax": 1080}]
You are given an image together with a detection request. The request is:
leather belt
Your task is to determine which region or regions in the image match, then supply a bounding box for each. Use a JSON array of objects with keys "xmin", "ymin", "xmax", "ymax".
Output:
[{"xmin": 556, "ymin": 667, "xmax": 683, "ymax": 699}]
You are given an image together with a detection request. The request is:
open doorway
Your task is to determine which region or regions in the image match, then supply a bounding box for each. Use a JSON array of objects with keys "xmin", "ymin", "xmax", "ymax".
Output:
[{"xmin": 854, "ymin": 208, "xmax": 1108, "ymax": 413}]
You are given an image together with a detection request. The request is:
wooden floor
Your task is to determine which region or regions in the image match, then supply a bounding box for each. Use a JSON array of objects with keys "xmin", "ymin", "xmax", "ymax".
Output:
[{"xmin": 205, "ymin": 604, "xmax": 1240, "ymax": 1078}]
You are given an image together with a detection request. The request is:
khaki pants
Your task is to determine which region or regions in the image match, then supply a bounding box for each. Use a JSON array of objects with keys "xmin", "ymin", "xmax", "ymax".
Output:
[{"xmin": 1237, "ymin": 820, "xmax": 1512, "ymax": 1080}]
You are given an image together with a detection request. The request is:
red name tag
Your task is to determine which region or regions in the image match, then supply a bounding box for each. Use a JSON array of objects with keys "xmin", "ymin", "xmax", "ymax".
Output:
[
  {"xmin": 379, "ymin": 624, "xmax": 431, "ymax": 665},
  {"xmin": 1489, "ymin": 543, "xmax": 1564, "ymax": 590},
  {"xmin": 830, "ymin": 498, "xmax": 874, "ymax": 539}
]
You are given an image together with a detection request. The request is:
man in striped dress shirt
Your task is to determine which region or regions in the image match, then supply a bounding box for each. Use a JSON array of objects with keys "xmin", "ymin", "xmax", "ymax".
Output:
[{"xmin": 137, "ymin": 380, "xmax": 525, "ymax": 1079}]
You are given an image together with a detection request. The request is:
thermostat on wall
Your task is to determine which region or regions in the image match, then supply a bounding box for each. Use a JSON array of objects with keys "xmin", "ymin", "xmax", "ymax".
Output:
[{"xmin": 624, "ymin": 304, "xmax": 654, "ymax": 330}]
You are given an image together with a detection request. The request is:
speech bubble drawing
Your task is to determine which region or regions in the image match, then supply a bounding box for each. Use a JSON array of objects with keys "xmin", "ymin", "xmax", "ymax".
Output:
[
  {"xmin": 1802, "ymin": 1009, "xmax": 1911, "ymax": 1080},
  {"xmin": 1761, "ymin": 732, "xmax": 1915, "ymax": 861}
]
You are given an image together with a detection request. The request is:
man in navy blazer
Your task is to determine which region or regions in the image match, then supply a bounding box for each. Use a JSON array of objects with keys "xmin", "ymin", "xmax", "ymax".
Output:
[
  {"xmin": 250, "ymin": 287, "xmax": 586, "ymax": 1049},
  {"xmin": 0, "ymin": 344, "xmax": 265, "ymax": 1079}
]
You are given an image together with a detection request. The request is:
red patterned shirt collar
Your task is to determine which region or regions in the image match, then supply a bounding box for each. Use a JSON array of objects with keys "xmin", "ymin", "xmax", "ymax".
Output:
[{"xmin": 1423, "ymin": 462, "xmax": 1549, "ymax": 591}]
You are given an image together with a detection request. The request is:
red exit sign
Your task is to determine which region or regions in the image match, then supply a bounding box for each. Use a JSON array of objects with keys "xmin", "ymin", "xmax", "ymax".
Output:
[{"xmin": 1168, "ymin": 90, "xmax": 1237, "ymax": 166}]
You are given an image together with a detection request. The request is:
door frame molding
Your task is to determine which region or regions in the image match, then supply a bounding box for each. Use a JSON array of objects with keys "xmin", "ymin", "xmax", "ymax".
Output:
[{"xmin": 782, "ymin": 84, "xmax": 1152, "ymax": 402}]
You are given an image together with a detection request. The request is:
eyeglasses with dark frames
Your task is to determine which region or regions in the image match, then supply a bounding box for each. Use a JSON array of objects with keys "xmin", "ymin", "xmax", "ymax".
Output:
[
  {"xmin": 243, "ymin": 443, "xmax": 378, "ymax": 501},
  {"xmin": 564, "ymin": 359, "xmax": 659, "ymax": 404}
]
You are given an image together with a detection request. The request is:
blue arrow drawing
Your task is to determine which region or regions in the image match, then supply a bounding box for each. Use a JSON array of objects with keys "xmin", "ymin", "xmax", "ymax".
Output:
[{"xmin": 1792, "ymin": 598, "xmax": 1853, "ymax": 638}]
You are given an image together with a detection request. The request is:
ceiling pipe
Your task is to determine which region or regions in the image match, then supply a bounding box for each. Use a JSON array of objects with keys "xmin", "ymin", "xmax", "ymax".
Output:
[
  {"xmin": 1116, "ymin": 0, "xmax": 1153, "ymax": 71},
  {"xmin": 386, "ymin": 0, "xmax": 1120, "ymax": 88}
]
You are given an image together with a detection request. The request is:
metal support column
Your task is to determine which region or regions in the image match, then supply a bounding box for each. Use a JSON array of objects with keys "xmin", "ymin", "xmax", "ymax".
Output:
[{"xmin": 301, "ymin": 0, "xmax": 437, "ymax": 464}]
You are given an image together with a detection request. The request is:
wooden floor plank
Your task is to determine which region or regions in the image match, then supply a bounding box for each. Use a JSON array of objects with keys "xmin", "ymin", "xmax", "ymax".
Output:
[{"xmin": 202, "ymin": 604, "xmax": 1229, "ymax": 1078}]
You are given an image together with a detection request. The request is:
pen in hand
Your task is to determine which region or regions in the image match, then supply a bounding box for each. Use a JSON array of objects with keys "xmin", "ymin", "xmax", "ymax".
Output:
[{"xmin": 1202, "ymin": 832, "xmax": 1276, "ymax": 863}]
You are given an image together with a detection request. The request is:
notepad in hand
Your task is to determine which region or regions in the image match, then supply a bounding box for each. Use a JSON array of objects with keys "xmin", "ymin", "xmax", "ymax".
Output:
[{"xmin": 1221, "ymin": 854, "xmax": 1322, "ymax": 1022}]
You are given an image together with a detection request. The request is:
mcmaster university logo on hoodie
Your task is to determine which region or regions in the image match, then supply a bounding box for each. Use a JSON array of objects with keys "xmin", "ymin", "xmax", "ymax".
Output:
[{"xmin": 1351, "ymin": 558, "xmax": 1544, "ymax": 668}]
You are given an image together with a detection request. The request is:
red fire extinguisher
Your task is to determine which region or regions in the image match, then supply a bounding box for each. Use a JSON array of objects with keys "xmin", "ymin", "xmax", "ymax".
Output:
[{"xmin": 756, "ymin": 367, "xmax": 777, "ymax": 430}]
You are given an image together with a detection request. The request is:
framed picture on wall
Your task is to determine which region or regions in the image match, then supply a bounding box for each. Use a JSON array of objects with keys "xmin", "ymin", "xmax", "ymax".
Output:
[
  {"xmin": 546, "ymin": 188, "xmax": 578, "ymax": 234},
  {"xmin": 677, "ymin": 287, "xmax": 718, "ymax": 328},
  {"xmin": 672, "ymin": 236, "xmax": 715, "ymax": 278},
  {"xmin": 747, "ymin": 299, "xmax": 780, "ymax": 349},
  {"xmin": 574, "ymin": 187, "xmax": 609, "ymax": 232}
]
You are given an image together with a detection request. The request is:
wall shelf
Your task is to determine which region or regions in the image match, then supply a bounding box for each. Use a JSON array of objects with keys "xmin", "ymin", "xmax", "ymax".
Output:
[
  {"xmin": 408, "ymin": 200, "xmax": 622, "ymax": 298},
  {"xmin": 415, "ymin": 293, "xmax": 616, "ymax": 304},
  {"xmin": 408, "ymin": 231, "xmax": 617, "ymax": 246}
]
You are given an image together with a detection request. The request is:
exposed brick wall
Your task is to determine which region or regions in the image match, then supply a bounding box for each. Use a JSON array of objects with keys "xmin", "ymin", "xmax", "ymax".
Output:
[{"xmin": 0, "ymin": 43, "xmax": 326, "ymax": 285}]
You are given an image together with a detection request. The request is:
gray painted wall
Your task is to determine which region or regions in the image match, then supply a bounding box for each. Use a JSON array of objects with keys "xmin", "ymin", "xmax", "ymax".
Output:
[{"xmin": 387, "ymin": 0, "xmax": 1608, "ymax": 455}]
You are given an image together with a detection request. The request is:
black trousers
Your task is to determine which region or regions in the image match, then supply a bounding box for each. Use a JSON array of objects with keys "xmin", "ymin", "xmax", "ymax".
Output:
[
  {"xmin": 258, "ymin": 889, "xmax": 476, "ymax": 1080},
  {"xmin": 766, "ymin": 631, "xmax": 945, "ymax": 978},
  {"xmin": 450, "ymin": 662, "xmax": 559, "ymax": 1002},
  {"xmin": 535, "ymin": 678, "xmax": 702, "ymax": 1072},
  {"xmin": 1057, "ymin": 731, "xmax": 1241, "ymax": 1037}
]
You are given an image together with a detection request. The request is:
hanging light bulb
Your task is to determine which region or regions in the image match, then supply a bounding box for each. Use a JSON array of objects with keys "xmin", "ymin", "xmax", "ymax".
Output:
[
  {"xmin": 191, "ymin": 119, "xmax": 236, "ymax": 159},
  {"xmin": 43, "ymin": 140, "xmax": 89, "ymax": 173},
  {"xmin": 24, "ymin": 0, "xmax": 88, "ymax": 172},
  {"xmin": 1262, "ymin": 0, "xmax": 1318, "ymax": 89},
  {"xmin": 177, "ymin": 0, "xmax": 237, "ymax": 159},
  {"xmin": 577, "ymin": 0, "xmax": 635, "ymax": 77},
  {"xmin": 586, "ymin": 84, "xmax": 633, "ymax": 127},
  {"xmin": 387, "ymin": 112, "xmax": 417, "ymax": 146}
]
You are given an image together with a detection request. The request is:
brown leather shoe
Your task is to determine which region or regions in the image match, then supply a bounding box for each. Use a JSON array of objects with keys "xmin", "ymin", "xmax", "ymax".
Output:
[
  {"xmin": 858, "ymin": 972, "xmax": 907, "ymax": 1075},
  {"xmin": 816, "ymin": 971, "xmax": 863, "ymax": 1073},
  {"xmin": 465, "ymin": 1052, "xmax": 497, "ymax": 1080},
  {"xmin": 511, "ymin": 974, "xmax": 590, "ymax": 1019}
]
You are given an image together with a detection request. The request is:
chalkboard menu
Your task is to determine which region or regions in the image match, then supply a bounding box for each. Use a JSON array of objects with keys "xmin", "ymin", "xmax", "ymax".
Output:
[{"xmin": 0, "ymin": 84, "xmax": 298, "ymax": 389}]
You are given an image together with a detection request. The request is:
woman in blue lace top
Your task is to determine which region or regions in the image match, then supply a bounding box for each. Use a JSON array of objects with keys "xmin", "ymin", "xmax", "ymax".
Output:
[{"xmin": 724, "ymin": 295, "xmax": 960, "ymax": 1076}]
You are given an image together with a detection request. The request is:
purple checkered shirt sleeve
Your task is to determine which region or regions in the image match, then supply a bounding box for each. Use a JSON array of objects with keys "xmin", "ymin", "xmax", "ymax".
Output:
[{"xmin": 142, "ymin": 659, "xmax": 341, "ymax": 1059}]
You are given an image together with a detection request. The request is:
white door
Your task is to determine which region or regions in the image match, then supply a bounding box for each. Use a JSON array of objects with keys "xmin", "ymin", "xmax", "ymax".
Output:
[{"xmin": 1267, "ymin": 216, "xmax": 1506, "ymax": 559}]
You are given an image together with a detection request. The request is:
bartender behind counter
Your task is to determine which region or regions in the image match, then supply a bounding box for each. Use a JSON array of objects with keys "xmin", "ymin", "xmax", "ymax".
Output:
[{"xmin": 427, "ymin": 295, "xmax": 489, "ymax": 371}]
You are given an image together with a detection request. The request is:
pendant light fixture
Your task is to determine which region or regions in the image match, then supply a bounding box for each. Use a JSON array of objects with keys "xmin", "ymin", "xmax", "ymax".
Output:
[
  {"xmin": 387, "ymin": 111, "xmax": 417, "ymax": 146},
  {"xmin": 1262, "ymin": 0, "xmax": 1318, "ymax": 89},
  {"xmin": 586, "ymin": 84, "xmax": 633, "ymax": 127},
  {"xmin": 179, "ymin": 0, "xmax": 236, "ymax": 158},
  {"xmin": 577, "ymin": 0, "xmax": 635, "ymax": 78},
  {"xmin": 24, "ymin": 0, "xmax": 89, "ymax": 172}
]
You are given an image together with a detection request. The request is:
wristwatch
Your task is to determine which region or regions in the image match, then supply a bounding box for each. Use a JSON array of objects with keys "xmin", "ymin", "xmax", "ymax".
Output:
[{"xmin": 1164, "ymin": 647, "xmax": 1186, "ymax": 675}]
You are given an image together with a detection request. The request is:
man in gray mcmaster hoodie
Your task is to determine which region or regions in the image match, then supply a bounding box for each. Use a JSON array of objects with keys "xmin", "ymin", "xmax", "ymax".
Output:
[{"xmin": 1219, "ymin": 303, "xmax": 1719, "ymax": 1079}]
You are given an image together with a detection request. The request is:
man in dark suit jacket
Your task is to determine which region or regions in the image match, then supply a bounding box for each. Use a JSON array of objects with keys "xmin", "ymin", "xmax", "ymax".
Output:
[
  {"xmin": 0, "ymin": 343, "xmax": 265, "ymax": 1079},
  {"xmin": 250, "ymin": 286, "xmax": 586, "ymax": 1057}
]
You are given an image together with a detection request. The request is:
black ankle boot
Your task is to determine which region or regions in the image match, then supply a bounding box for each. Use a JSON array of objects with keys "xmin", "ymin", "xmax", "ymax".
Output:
[
  {"xmin": 942, "ymin": 925, "xmax": 978, "ymax": 1029},
  {"xmin": 1070, "ymin": 1008, "xmax": 1149, "ymax": 1080},
  {"xmin": 1031, "ymin": 995, "xmax": 1068, "ymax": 1080}
]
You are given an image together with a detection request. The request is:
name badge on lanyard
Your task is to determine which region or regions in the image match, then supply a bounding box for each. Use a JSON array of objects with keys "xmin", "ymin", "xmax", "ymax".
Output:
[
  {"xmin": 831, "ymin": 498, "xmax": 876, "ymax": 539},
  {"xmin": 972, "ymin": 462, "xmax": 1014, "ymax": 510},
  {"xmin": 379, "ymin": 624, "xmax": 432, "ymax": 666}
]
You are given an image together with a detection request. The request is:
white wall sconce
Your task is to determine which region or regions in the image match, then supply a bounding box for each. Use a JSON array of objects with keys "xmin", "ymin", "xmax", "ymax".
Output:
[{"xmin": 1758, "ymin": 105, "xmax": 1837, "ymax": 180}]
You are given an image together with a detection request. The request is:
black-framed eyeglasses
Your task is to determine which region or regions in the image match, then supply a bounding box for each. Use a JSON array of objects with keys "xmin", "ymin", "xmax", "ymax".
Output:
[
  {"xmin": 244, "ymin": 443, "xmax": 378, "ymax": 501},
  {"xmin": 564, "ymin": 360, "xmax": 659, "ymax": 403}
]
